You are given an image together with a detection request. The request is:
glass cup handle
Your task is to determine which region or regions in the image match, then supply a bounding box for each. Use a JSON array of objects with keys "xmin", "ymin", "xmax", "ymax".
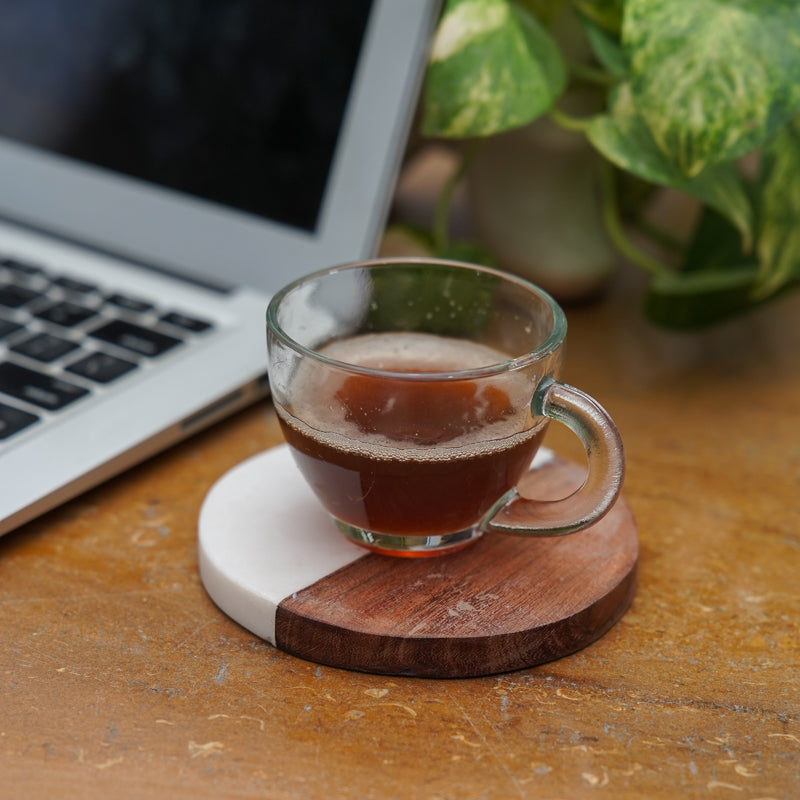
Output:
[{"xmin": 483, "ymin": 376, "xmax": 625, "ymax": 537}]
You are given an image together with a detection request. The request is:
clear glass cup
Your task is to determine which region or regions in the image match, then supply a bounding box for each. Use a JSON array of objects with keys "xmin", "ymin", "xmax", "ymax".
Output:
[{"xmin": 267, "ymin": 258, "xmax": 624, "ymax": 557}]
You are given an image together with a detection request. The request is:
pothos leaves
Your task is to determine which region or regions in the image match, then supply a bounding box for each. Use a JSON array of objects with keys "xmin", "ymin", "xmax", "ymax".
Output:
[
  {"xmin": 623, "ymin": 0, "xmax": 800, "ymax": 178},
  {"xmin": 422, "ymin": 0, "xmax": 566, "ymax": 137},
  {"xmin": 641, "ymin": 120, "xmax": 800, "ymax": 330},
  {"xmin": 643, "ymin": 209, "xmax": 760, "ymax": 329},
  {"xmin": 420, "ymin": 0, "xmax": 800, "ymax": 329},
  {"xmin": 755, "ymin": 114, "xmax": 800, "ymax": 300},
  {"xmin": 586, "ymin": 84, "xmax": 754, "ymax": 252}
]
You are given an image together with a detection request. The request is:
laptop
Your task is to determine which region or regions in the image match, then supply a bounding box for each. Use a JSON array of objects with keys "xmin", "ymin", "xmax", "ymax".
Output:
[{"xmin": 0, "ymin": 0, "xmax": 440, "ymax": 536}]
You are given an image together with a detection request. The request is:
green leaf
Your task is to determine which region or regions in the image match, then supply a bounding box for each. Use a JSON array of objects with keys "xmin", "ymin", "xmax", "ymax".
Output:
[
  {"xmin": 514, "ymin": 0, "xmax": 566, "ymax": 24},
  {"xmin": 586, "ymin": 84, "xmax": 753, "ymax": 251},
  {"xmin": 754, "ymin": 116, "xmax": 800, "ymax": 299},
  {"xmin": 645, "ymin": 203, "xmax": 800, "ymax": 328},
  {"xmin": 623, "ymin": 0, "xmax": 800, "ymax": 177},
  {"xmin": 580, "ymin": 15, "xmax": 627, "ymax": 80},
  {"xmin": 682, "ymin": 208, "xmax": 753, "ymax": 274},
  {"xmin": 422, "ymin": 0, "xmax": 567, "ymax": 138},
  {"xmin": 644, "ymin": 267, "xmax": 761, "ymax": 330},
  {"xmin": 574, "ymin": 0, "xmax": 623, "ymax": 35}
]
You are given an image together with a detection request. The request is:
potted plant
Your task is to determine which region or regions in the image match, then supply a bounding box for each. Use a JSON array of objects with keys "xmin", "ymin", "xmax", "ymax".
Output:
[{"xmin": 407, "ymin": 0, "xmax": 800, "ymax": 329}]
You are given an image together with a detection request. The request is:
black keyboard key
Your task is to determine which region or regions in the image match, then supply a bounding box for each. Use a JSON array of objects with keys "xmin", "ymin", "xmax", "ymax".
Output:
[
  {"xmin": 0, "ymin": 283, "xmax": 39, "ymax": 309},
  {"xmin": 66, "ymin": 351, "xmax": 137, "ymax": 384},
  {"xmin": 0, "ymin": 362, "xmax": 89, "ymax": 410},
  {"xmin": 105, "ymin": 293, "xmax": 155, "ymax": 314},
  {"xmin": 0, "ymin": 401, "xmax": 39, "ymax": 440},
  {"xmin": 1, "ymin": 257, "xmax": 44, "ymax": 278},
  {"xmin": 0, "ymin": 318, "xmax": 23, "ymax": 340},
  {"xmin": 160, "ymin": 311, "xmax": 213, "ymax": 333},
  {"xmin": 11, "ymin": 333, "xmax": 80, "ymax": 363},
  {"xmin": 35, "ymin": 300, "xmax": 98, "ymax": 327},
  {"xmin": 52, "ymin": 275, "xmax": 97, "ymax": 294},
  {"xmin": 89, "ymin": 319, "xmax": 182, "ymax": 357}
]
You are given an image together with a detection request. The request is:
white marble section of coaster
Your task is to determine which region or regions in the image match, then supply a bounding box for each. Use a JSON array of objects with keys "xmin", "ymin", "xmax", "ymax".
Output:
[{"xmin": 197, "ymin": 444, "xmax": 365, "ymax": 645}]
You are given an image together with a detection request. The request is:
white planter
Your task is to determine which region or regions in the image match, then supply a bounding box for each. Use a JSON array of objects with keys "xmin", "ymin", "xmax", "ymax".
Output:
[{"xmin": 468, "ymin": 114, "xmax": 618, "ymax": 302}]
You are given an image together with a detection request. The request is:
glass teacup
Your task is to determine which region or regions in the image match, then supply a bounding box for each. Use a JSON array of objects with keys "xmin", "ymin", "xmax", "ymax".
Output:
[{"xmin": 267, "ymin": 258, "xmax": 624, "ymax": 557}]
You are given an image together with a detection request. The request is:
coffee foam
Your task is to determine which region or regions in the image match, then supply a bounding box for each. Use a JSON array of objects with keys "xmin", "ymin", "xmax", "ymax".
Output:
[
  {"xmin": 321, "ymin": 332, "xmax": 507, "ymax": 372},
  {"xmin": 281, "ymin": 332, "xmax": 542, "ymax": 460}
]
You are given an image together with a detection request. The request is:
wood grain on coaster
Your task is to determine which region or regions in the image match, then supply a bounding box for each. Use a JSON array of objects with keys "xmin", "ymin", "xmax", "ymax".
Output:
[{"xmin": 275, "ymin": 457, "xmax": 638, "ymax": 677}]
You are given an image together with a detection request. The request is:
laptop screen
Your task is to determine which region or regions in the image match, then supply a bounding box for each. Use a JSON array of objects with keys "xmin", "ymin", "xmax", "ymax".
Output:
[
  {"xmin": 0, "ymin": 0, "xmax": 437, "ymax": 292},
  {"xmin": 0, "ymin": 0, "xmax": 370, "ymax": 234}
]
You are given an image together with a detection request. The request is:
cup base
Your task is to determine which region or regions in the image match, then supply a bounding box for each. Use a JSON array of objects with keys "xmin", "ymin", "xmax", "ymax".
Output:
[{"xmin": 334, "ymin": 520, "xmax": 482, "ymax": 558}]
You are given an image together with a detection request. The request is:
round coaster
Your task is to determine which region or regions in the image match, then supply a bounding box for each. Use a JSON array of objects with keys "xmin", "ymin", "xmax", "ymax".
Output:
[{"xmin": 198, "ymin": 445, "xmax": 638, "ymax": 678}]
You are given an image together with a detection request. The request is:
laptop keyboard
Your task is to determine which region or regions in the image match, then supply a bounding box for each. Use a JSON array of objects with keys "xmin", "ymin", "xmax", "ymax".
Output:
[{"xmin": 0, "ymin": 255, "xmax": 214, "ymax": 443}]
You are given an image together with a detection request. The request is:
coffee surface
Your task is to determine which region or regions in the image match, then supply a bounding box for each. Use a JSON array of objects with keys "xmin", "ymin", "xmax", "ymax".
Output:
[{"xmin": 285, "ymin": 332, "xmax": 536, "ymax": 453}]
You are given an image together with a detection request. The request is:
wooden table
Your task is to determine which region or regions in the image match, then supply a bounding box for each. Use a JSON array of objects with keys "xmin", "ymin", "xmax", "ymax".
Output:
[{"xmin": 2, "ymin": 264, "xmax": 798, "ymax": 799}]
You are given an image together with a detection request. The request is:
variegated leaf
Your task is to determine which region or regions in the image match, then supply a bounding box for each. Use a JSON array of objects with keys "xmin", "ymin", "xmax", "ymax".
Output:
[
  {"xmin": 586, "ymin": 84, "xmax": 753, "ymax": 250},
  {"xmin": 754, "ymin": 115, "xmax": 800, "ymax": 299},
  {"xmin": 422, "ymin": 0, "xmax": 566, "ymax": 138},
  {"xmin": 623, "ymin": 0, "xmax": 800, "ymax": 177}
]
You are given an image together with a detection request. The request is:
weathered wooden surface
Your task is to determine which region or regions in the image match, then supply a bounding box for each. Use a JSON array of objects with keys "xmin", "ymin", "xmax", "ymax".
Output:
[{"xmin": 2, "ymin": 265, "xmax": 798, "ymax": 798}]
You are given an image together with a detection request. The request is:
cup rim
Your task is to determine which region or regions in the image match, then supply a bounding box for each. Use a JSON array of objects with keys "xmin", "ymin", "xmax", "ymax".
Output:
[{"xmin": 266, "ymin": 257, "xmax": 567, "ymax": 381}]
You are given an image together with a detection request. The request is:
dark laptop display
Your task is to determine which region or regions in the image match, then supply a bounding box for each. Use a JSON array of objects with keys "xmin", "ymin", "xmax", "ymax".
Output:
[{"xmin": 0, "ymin": 0, "xmax": 371, "ymax": 232}]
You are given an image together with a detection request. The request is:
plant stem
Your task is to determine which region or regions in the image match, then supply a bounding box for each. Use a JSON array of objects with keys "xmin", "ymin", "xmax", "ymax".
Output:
[
  {"xmin": 598, "ymin": 160, "xmax": 672, "ymax": 279},
  {"xmin": 433, "ymin": 140, "xmax": 483, "ymax": 255},
  {"xmin": 548, "ymin": 106, "xmax": 592, "ymax": 134},
  {"xmin": 567, "ymin": 60, "xmax": 616, "ymax": 88}
]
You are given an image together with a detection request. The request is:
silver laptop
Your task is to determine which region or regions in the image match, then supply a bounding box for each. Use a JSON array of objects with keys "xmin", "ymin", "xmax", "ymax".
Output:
[{"xmin": 0, "ymin": 0, "xmax": 439, "ymax": 536}]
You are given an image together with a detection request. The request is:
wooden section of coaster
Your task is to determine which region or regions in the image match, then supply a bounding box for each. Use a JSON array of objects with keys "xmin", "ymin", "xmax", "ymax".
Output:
[{"xmin": 274, "ymin": 457, "xmax": 638, "ymax": 678}]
